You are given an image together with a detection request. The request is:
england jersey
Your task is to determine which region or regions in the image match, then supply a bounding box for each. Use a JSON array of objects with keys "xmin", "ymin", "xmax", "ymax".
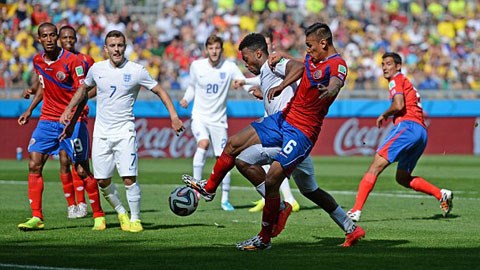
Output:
[
  {"xmin": 84, "ymin": 60, "xmax": 158, "ymax": 138},
  {"xmin": 183, "ymin": 58, "xmax": 246, "ymax": 128},
  {"xmin": 283, "ymin": 53, "xmax": 348, "ymax": 143},
  {"xmin": 388, "ymin": 72, "xmax": 425, "ymax": 127},
  {"xmin": 260, "ymin": 58, "xmax": 297, "ymax": 116},
  {"xmin": 33, "ymin": 49, "xmax": 86, "ymax": 121}
]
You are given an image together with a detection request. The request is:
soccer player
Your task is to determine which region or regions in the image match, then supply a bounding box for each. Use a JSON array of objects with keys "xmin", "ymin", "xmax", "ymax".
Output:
[
  {"xmin": 22, "ymin": 25, "xmax": 98, "ymax": 219},
  {"xmin": 184, "ymin": 23, "xmax": 365, "ymax": 250},
  {"xmin": 346, "ymin": 52, "xmax": 453, "ymax": 222},
  {"xmin": 179, "ymin": 35, "xmax": 248, "ymax": 211},
  {"xmin": 17, "ymin": 22, "xmax": 105, "ymax": 231},
  {"xmin": 239, "ymin": 32, "xmax": 300, "ymax": 213},
  {"xmin": 230, "ymin": 32, "xmax": 360, "ymax": 248},
  {"xmin": 60, "ymin": 30, "xmax": 185, "ymax": 233}
]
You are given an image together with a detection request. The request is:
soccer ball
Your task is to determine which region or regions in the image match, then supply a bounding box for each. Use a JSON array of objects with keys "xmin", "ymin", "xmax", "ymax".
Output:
[{"xmin": 168, "ymin": 186, "xmax": 199, "ymax": 216}]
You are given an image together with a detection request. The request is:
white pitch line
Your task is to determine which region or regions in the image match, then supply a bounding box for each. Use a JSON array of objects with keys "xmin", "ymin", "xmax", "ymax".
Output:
[
  {"xmin": 0, "ymin": 263, "xmax": 97, "ymax": 270},
  {"xmin": 1, "ymin": 180, "xmax": 478, "ymax": 200}
]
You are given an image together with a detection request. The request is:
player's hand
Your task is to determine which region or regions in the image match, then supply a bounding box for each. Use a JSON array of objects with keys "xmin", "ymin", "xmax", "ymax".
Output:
[
  {"xmin": 248, "ymin": 86, "xmax": 263, "ymax": 100},
  {"xmin": 266, "ymin": 85, "xmax": 283, "ymax": 102},
  {"xmin": 317, "ymin": 83, "xmax": 337, "ymax": 100},
  {"xmin": 376, "ymin": 114, "xmax": 388, "ymax": 128},
  {"xmin": 17, "ymin": 111, "xmax": 32, "ymax": 126},
  {"xmin": 180, "ymin": 99, "xmax": 188, "ymax": 108},
  {"xmin": 59, "ymin": 122, "xmax": 75, "ymax": 141},
  {"xmin": 59, "ymin": 110, "xmax": 72, "ymax": 125},
  {"xmin": 22, "ymin": 88, "xmax": 34, "ymax": 99},
  {"xmin": 171, "ymin": 118, "xmax": 185, "ymax": 136},
  {"xmin": 268, "ymin": 51, "xmax": 282, "ymax": 69},
  {"xmin": 232, "ymin": 79, "xmax": 246, "ymax": 89}
]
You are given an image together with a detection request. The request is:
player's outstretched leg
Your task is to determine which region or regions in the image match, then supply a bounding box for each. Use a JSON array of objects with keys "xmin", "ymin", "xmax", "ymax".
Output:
[
  {"xmin": 236, "ymin": 235, "xmax": 271, "ymax": 251},
  {"xmin": 182, "ymin": 174, "xmax": 216, "ymax": 201},
  {"xmin": 341, "ymin": 225, "xmax": 366, "ymax": 247},
  {"xmin": 440, "ymin": 189, "xmax": 453, "ymax": 217}
]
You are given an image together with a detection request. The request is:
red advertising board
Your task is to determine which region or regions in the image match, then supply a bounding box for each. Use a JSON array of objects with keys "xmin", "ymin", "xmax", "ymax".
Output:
[{"xmin": 0, "ymin": 117, "xmax": 478, "ymax": 159}]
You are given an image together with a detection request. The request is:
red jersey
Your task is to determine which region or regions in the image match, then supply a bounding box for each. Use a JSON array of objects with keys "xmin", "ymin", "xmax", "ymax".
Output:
[
  {"xmin": 388, "ymin": 73, "xmax": 425, "ymax": 127},
  {"xmin": 74, "ymin": 51, "xmax": 95, "ymax": 118},
  {"xmin": 282, "ymin": 53, "xmax": 348, "ymax": 143},
  {"xmin": 33, "ymin": 49, "xmax": 86, "ymax": 121}
]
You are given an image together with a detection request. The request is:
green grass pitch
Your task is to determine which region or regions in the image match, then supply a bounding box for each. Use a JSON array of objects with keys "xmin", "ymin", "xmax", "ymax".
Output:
[{"xmin": 0, "ymin": 156, "xmax": 479, "ymax": 270}]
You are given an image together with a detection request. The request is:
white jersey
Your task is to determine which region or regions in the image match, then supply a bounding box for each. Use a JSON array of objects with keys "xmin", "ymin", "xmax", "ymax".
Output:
[
  {"xmin": 85, "ymin": 60, "xmax": 158, "ymax": 138},
  {"xmin": 259, "ymin": 58, "xmax": 297, "ymax": 116},
  {"xmin": 183, "ymin": 58, "xmax": 246, "ymax": 128}
]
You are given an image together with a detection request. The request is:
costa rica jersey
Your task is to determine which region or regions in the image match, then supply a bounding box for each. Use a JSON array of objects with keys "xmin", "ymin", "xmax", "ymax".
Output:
[
  {"xmin": 283, "ymin": 53, "xmax": 348, "ymax": 143},
  {"xmin": 33, "ymin": 49, "xmax": 86, "ymax": 121},
  {"xmin": 388, "ymin": 73, "xmax": 425, "ymax": 127}
]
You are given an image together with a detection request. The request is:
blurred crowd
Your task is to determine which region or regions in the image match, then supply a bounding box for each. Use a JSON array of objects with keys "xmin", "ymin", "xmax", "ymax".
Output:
[{"xmin": 0, "ymin": 0, "xmax": 479, "ymax": 98}]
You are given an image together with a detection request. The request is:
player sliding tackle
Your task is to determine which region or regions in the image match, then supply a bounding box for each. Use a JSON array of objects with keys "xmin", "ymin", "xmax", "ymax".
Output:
[{"xmin": 184, "ymin": 23, "xmax": 365, "ymax": 250}]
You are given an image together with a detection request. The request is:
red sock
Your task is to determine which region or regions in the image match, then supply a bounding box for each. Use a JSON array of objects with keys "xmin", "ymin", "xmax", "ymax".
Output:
[
  {"xmin": 71, "ymin": 167, "xmax": 86, "ymax": 204},
  {"xmin": 410, "ymin": 176, "xmax": 442, "ymax": 200},
  {"xmin": 60, "ymin": 173, "xmax": 76, "ymax": 206},
  {"xmin": 28, "ymin": 173, "xmax": 44, "ymax": 219},
  {"xmin": 204, "ymin": 152, "xmax": 235, "ymax": 193},
  {"xmin": 352, "ymin": 172, "xmax": 377, "ymax": 211},
  {"xmin": 84, "ymin": 175, "xmax": 105, "ymax": 218},
  {"xmin": 258, "ymin": 195, "xmax": 280, "ymax": 243}
]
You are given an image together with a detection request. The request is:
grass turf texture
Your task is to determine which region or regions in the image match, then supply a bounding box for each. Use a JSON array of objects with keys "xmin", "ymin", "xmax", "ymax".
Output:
[{"xmin": 0, "ymin": 156, "xmax": 479, "ymax": 270}]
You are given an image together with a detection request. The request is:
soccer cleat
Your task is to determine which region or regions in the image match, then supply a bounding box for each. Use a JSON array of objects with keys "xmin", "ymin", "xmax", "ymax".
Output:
[
  {"xmin": 291, "ymin": 200, "xmax": 300, "ymax": 212},
  {"xmin": 129, "ymin": 220, "xmax": 144, "ymax": 232},
  {"xmin": 67, "ymin": 205, "xmax": 78, "ymax": 219},
  {"xmin": 118, "ymin": 213, "xmax": 131, "ymax": 231},
  {"xmin": 18, "ymin": 217, "xmax": 44, "ymax": 231},
  {"xmin": 182, "ymin": 174, "xmax": 215, "ymax": 202},
  {"xmin": 76, "ymin": 203, "xmax": 88, "ymax": 218},
  {"xmin": 271, "ymin": 202, "xmax": 292, "ymax": 237},
  {"xmin": 248, "ymin": 199, "xmax": 265, "ymax": 212},
  {"xmin": 440, "ymin": 189, "xmax": 453, "ymax": 217},
  {"xmin": 92, "ymin": 217, "xmax": 106, "ymax": 231},
  {"xmin": 236, "ymin": 235, "xmax": 271, "ymax": 251},
  {"xmin": 221, "ymin": 201, "xmax": 235, "ymax": 211},
  {"xmin": 341, "ymin": 225, "xmax": 365, "ymax": 247},
  {"xmin": 347, "ymin": 209, "xmax": 362, "ymax": 222}
]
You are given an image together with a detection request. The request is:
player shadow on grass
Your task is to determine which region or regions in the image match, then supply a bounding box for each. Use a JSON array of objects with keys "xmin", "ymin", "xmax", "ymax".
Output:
[{"xmin": 350, "ymin": 213, "xmax": 459, "ymax": 223}]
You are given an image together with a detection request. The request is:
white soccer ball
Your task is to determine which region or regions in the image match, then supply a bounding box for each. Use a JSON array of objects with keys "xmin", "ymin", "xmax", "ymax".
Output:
[{"xmin": 168, "ymin": 186, "xmax": 199, "ymax": 216}]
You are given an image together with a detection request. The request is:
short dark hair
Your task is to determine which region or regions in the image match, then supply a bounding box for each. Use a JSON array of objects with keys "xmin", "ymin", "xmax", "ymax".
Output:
[
  {"xmin": 59, "ymin": 25, "xmax": 77, "ymax": 37},
  {"xmin": 382, "ymin": 52, "xmax": 402, "ymax": 65},
  {"xmin": 238, "ymin": 33, "xmax": 268, "ymax": 55},
  {"xmin": 38, "ymin": 22, "xmax": 57, "ymax": 36},
  {"xmin": 305, "ymin": 22, "xmax": 333, "ymax": 45},
  {"xmin": 105, "ymin": 30, "xmax": 126, "ymax": 45},
  {"xmin": 205, "ymin": 35, "xmax": 223, "ymax": 48}
]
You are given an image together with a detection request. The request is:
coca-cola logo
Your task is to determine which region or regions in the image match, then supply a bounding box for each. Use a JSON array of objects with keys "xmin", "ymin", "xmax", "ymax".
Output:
[
  {"xmin": 135, "ymin": 118, "xmax": 197, "ymax": 158},
  {"xmin": 334, "ymin": 118, "xmax": 394, "ymax": 156}
]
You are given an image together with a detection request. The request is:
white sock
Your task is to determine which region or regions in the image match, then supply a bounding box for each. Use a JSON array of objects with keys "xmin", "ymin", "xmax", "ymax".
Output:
[
  {"xmin": 126, "ymin": 182, "xmax": 141, "ymax": 221},
  {"xmin": 280, "ymin": 178, "xmax": 295, "ymax": 204},
  {"xmin": 101, "ymin": 183, "xmax": 127, "ymax": 214},
  {"xmin": 221, "ymin": 171, "xmax": 231, "ymax": 203},
  {"xmin": 330, "ymin": 206, "xmax": 356, "ymax": 234},
  {"xmin": 255, "ymin": 181, "xmax": 265, "ymax": 197},
  {"xmin": 193, "ymin": 148, "xmax": 207, "ymax": 180}
]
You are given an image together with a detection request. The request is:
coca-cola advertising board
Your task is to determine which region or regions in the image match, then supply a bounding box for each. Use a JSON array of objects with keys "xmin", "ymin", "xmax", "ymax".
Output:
[{"xmin": 0, "ymin": 117, "xmax": 478, "ymax": 159}]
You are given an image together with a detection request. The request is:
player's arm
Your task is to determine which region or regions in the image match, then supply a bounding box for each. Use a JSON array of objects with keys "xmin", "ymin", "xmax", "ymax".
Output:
[
  {"xmin": 151, "ymin": 84, "xmax": 185, "ymax": 135},
  {"xmin": 318, "ymin": 76, "xmax": 344, "ymax": 100},
  {"xmin": 376, "ymin": 94, "xmax": 404, "ymax": 127},
  {"xmin": 60, "ymin": 83, "xmax": 92, "ymax": 125},
  {"xmin": 266, "ymin": 59, "xmax": 303, "ymax": 101},
  {"xmin": 22, "ymin": 73, "xmax": 40, "ymax": 99},
  {"xmin": 180, "ymin": 85, "xmax": 194, "ymax": 108},
  {"xmin": 87, "ymin": 86, "xmax": 97, "ymax": 99},
  {"xmin": 18, "ymin": 86, "xmax": 44, "ymax": 126}
]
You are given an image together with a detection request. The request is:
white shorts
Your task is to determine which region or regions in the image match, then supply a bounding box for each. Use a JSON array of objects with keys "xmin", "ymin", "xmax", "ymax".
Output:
[
  {"xmin": 92, "ymin": 135, "xmax": 138, "ymax": 179},
  {"xmin": 191, "ymin": 119, "xmax": 227, "ymax": 156},
  {"xmin": 237, "ymin": 144, "xmax": 318, "ymax": 193}
]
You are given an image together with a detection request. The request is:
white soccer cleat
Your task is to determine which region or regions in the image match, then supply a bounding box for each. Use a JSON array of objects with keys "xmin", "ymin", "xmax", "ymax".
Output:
[
  {"xmin": 440, "ymin": 189, "xmax": 453, "ymax": 217},
  {"xmin": 346, "ymin": 209, "xmax": 362, "ymax": 222},
  {"xmin": 67, "ymin": 205, "xmax": 78, "ymax": 219},
  {"xmin": 76, "ymin": 202, "xmax": 88, "ymax": 218}
]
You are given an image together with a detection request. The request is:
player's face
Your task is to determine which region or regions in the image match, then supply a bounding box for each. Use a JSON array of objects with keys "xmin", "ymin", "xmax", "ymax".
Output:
[
  {"xmin": 206, "ymin": 42, "xmax": 223, "ymax": 65},
  {"xmin": 381, "ymin": 57, "xmax": 400, "ymax": 80},
  {"xmin": 38, "ymin": 25, "xmax": 58, "ymax": 52},
  {"xmin": 241, "ymin": 48, "xmax": 261, "ymax": 75},
  {"xmin": 104, "ymin": 36, "xmax": 126, "ymax": 67},
  {"xmin": 59, "ymin": 29, "xmax": 76, "ymax": 52},
  {"xmin": 305, "ymin": 34, "xmax": 326, "ymax": 64}
]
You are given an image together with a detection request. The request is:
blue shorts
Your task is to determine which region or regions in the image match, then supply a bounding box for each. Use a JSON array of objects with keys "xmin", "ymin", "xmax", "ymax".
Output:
[
  {"xmin": 251, "ymin": 112, "xmax": 313, "ymax": 176},
  {"xmin": 28, "ymin": 120, "xmax": 90, "ymax": 163},
  {"xmin": 377, "ymin": 120, "xmax": 427, "ymax": 173}
]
